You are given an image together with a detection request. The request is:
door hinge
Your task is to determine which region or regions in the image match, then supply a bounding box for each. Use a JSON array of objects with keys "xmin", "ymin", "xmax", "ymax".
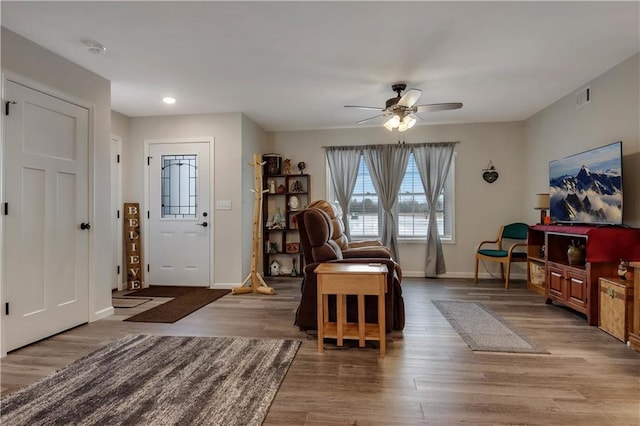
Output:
[
  {"xmin": 5, "ymin": 302, "xmax": 9, "ymax": 315},
  {"xmin": 147, "ymin": 264, "xmax": 150, "ymax": 272},
  {"xmin": 117, "ymin": 265, "xmax": 121, "ymax": 275},
  {"xmin": 5, "ymin": 100, "xmax": 16, "ymax": 116},
  {"xmin": 117, "ymin": 154, "xmax": 120, "ymax": 163},
  {"xmin": 117, "ymin": 209, "xmax": 120, "ymax": 219},
  {"xmin": 147, "ymin": 211, "xmax": 150, "ymax": 219},
  {"xmin": 3, "ymin": 202, "xmax": 7, "ymax": 215},
  {"xmin": 147, "ymin": 156, "xmax": 151, "ymax": 166}
]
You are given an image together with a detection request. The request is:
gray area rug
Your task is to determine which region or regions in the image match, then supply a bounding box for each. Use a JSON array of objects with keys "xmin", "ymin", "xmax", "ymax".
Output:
[
  {"xmin": 432, "ymin": 301, "xmax": 548, "ymax": 354},
  {"xmin": 1, "ymin": 334, "xmax": 301, "ymax": 425}
]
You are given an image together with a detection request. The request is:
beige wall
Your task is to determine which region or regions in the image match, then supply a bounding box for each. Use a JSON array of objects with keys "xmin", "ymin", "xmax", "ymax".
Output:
[
  {"xmin": 268, "ymin": 122, "xmax": 527, "ymax": 277},
  {"xmin": 111, "ymin": 110, "xmax": 130, "ymax": 142},
  {"xmin": 126, "ymin": 112, "xmax": 254, "ymax": 285},
  {"xmin": 524, "ymin": 53, "xmax": 640, "ymax": 227},
  {"xmin": 1, "ymin": 29, "xmax": 113, "ymax": 325},
  {"xmin": 241, "ymin": 114, "xmax": 270, "ymax": 275}
]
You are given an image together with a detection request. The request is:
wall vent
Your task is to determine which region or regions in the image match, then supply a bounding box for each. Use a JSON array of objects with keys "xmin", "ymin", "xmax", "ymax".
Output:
[{"xmin": 576, "ymin": 85, "xmax": 591, "ymax": 109}]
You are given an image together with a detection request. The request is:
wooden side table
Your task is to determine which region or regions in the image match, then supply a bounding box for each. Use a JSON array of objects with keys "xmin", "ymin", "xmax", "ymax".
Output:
[{"xmin": 315, "ymin": 263, "xmax": 388, "ymax": 356}]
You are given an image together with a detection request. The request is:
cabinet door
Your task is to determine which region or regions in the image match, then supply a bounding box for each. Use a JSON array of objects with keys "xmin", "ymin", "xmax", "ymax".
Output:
[
  {"xmin": 567, "ymin": 270, "xmax": 588, "ymax": 309},
  {"xmin": 548, "ymin": 265, "xmax": 564, "ymax": 299}
]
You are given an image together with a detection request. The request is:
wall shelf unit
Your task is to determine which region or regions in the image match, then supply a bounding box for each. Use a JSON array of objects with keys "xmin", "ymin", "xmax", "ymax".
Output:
[
  {"xmin": 262, "ymin": 174, "xmax": 310, "ymax": 278},
  {"xmin": 529, "ymin": 225, "xmax": 640, "ymax": 326}
]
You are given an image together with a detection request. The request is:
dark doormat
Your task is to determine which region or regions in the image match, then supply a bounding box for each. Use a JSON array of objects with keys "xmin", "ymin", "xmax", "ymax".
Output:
[
  {"xmin": 124, "ymin": 288, "xmax": 230, "ymax": 323},
  {"xmin": 124, "ymin": 285, "xmax": 201, "ymax": 298}
]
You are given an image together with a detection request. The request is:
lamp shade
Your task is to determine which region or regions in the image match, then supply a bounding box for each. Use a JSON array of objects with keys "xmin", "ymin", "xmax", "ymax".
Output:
[{"xmin": 534, "ymin": 193, "xmax": 550, "ymax": 210}]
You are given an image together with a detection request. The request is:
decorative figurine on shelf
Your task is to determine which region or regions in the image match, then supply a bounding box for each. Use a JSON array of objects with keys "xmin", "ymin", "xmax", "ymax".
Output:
[
  {"xmin": 288, "ymin": 195, "xmax": 300, "ymax": 210},
  {"xmin": 268, "ymin": 180, "xmax": 276, "ymax": 194},
  {"xmin": 270, "ymin": 260, "xmax": 281, "ymax": 276},
  {"xmin": 283, "ymin": 158, "xmax": 292, "ymax": 175},
  {"xmin": 277, "ymin": 184, "xmax": 286, "ymax": 194},
  {"xmin": 270, "ymin": 208, "xmax": 286, "ymax": 229},
  {"xmin": 297, "ymin": 161, "xmax": 306, "ymax": 175},
  {"xmin": 618, "ymin": 259, "xmax": 628, "ymax": 280},
  {"xmin": 269, "ymin": 242, "xmax": 279, "ymax": 253},
  {"xmin": 291, "ymin": 258, "xmax": 298, "ymax": 277},
  {"xmin": 291, "ymin": 179, "xmax": 304, "ymax": 193}
]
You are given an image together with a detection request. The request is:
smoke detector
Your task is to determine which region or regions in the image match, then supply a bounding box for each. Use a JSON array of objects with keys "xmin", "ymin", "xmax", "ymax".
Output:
[{"xmin": 83, "ymin": 41, "xmax": 106, "ymax": 55}]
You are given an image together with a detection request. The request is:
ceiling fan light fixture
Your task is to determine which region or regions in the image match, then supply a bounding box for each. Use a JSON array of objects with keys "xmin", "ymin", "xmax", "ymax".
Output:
[
  {"xmin": 383, "ymin": 120, "xmax": 395, "ymax": 131},
  {"xmin": 404, "ymin": 115, "xmax": 416, "ymax": 129}
]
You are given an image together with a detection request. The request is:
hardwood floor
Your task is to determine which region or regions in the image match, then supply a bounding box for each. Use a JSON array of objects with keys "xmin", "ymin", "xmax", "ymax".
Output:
[{"xmin": 2, "ymin": 278, "xmax": 639, "ymax": 425}]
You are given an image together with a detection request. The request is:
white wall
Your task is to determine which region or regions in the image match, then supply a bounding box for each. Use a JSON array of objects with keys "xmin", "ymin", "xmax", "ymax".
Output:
[
  {"xmin": 126, "ymin": 113, "xmax": 249, "ymax": 285},
  {"xmin": 268, "ymin": 121, "xmax": 527, "ymax": 277},
  {"xmin": 524, "ymin": 53, "xmax": 640, "ymax": 227},
  {"xmin": 1, "ymin": 29, "xmax": 113, "ymax": 324}
]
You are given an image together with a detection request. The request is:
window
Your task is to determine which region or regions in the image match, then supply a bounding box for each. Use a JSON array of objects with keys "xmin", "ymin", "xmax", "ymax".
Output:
[
  {"xmin": 161, "ymin": 154, "xmax": 198, "ymax": 218},
  {"xmin": 328, "ymin": 152, "xmax": 455, "ymax": 241}
]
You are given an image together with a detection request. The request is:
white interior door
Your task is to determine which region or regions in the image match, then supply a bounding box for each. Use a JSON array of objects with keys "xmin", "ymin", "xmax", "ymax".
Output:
[
  {"xmin": 3, "ymin": 80, "xmax": 89, "ymax": 352},
  {"xmin": 148, "ymin": 142, "xmax": 211, "ymax": 286}
]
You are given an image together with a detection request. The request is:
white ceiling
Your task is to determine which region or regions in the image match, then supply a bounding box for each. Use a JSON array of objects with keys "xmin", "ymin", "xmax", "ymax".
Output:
[{"xmin": 2, "ymin": 1, "xmax": 639, "ymax": 132}]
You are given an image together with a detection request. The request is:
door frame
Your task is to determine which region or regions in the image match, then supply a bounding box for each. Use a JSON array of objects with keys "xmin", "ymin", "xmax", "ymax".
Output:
[
  {"xmin": 1, "ymin": 71, "xmax": 95, "ymax": 356},
  {"xmin": 143, "ymin": 137, "xmax": 215, "ymax": 288},
  {"xmin": 111, "ymin": 135, "xmax": 123, "ymax": 290}
]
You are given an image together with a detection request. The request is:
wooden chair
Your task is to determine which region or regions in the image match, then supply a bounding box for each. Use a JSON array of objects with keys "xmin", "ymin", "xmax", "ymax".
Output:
[{"xmin": 474, "ymin": 222, "xmax": 529, "ymax": 289}]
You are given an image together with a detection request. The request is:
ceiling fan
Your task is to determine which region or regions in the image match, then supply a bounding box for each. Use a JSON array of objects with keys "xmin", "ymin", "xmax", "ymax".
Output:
[{"xmin": 345, "ymin": 83, "xmax": 463, "ymax": 132}]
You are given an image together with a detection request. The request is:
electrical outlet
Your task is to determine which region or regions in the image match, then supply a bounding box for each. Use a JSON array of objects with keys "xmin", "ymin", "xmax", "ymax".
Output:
[{"xmin": 216, "ymin": 200, "xmax": 232, "ymax": 210}]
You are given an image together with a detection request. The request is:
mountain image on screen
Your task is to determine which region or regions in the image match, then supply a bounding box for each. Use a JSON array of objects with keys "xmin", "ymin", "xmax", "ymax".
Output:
[{"xmin": 549, "ymin": 142, "xmax": 623, "ymax": 224}]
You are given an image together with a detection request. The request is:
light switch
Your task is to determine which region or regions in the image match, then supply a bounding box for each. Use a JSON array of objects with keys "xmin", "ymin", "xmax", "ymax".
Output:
[{"xmin": 216, "ymin": 200, "xmax": 232, "ymax": 210}]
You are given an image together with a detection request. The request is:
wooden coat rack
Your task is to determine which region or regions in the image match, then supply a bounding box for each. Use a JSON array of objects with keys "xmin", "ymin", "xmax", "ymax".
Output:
[{"xmin": 232, "ymin": 153, "xmax": 275, "ymax": 295}]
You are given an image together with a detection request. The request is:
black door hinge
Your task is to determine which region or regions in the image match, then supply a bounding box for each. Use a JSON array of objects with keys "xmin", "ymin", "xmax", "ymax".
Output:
[
  {"xmin": 5, "ymin": 302, "xmax": 9, "ymax": 315},
  {"xmin": 147, "ymin": 211, "xmax": 150, "ymax": 219},
  {"xmin": 147, "ymin": 264, "xmax": 150, "ymax": 272},
  {"xmin": 3, "ymin": 203, "xmax": 7, "ymax": 215},
  {"xmin": 117, "ymin": 265, "xmax": 121, "ymax": 275},
  {"xmin": 5, "ymin": 101, "xmax": 16, "ymax": 115},
  {"xmin": 117, "ymin": 154, "xmax": 120, "ymax": 163},
  {"xmin": 147, "ymin": 156, "xmax": 151, "ymax": 166},
  {"xmin": 117, "ymin": 209, "xmax": 120, "ymax": 219}
]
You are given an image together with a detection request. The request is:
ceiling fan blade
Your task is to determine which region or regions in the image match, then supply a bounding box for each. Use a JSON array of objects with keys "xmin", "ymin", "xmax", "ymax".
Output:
[
  {"xmin": 415, "ymin": 102, "xmax": 463, "ymax": 113},
  {"xmin": 356, "ymin": 113, "xmax": 387, "ymax": 124},
  {"xmin": 344, "ymin": 105, "xmax": 384, "ymax": 111},
  {"xmin": 397, "ymin": 89, "xmax": 422, "ymax": 107}
]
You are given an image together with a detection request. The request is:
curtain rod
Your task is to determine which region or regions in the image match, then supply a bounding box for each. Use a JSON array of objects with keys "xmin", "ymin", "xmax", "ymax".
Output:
[{"xmin": 322, "ymin": 141, "xmax": 459, "ymax": 149}]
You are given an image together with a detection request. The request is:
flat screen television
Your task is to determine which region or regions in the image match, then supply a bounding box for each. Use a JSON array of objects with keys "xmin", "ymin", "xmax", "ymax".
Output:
[{"xmin": 549, "ymin": 141, "xmax": 623, "ymax": 225}]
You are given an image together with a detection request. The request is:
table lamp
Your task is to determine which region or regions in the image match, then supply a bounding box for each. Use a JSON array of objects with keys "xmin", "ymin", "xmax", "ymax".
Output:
[{"xmin": 534, "ymin": 193, "xmax": 550, "ymax": 224}]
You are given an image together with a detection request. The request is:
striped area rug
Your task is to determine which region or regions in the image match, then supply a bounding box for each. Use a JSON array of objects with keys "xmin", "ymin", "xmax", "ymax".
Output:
[{"xmin": 1, "ymin": 335, "xmax": 301, "ymax": 425}]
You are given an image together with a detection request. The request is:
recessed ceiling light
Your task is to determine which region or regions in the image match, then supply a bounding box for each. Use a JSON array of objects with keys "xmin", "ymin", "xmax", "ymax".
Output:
[{"xmin": 163, "ymin": 97, "xmax": 176, "ymax": 104}]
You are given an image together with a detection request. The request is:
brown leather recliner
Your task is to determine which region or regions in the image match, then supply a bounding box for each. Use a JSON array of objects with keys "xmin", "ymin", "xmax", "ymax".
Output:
[
  {"xmin": 293, "ymin": 208, "xmax": 405, "ymax": 332},
  {"xmin": 306, "ymin": 200, "xmax": 392, "ymax": 258}
]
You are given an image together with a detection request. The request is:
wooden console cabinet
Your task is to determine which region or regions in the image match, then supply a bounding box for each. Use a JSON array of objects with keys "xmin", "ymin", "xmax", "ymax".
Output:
[
  {"xmin": 529, "ymin": 225, "xmax": 640, "ymax": 326},
  {"xmin": 629, "ymin": 262, "xmax": 640, "ymax": 352}
]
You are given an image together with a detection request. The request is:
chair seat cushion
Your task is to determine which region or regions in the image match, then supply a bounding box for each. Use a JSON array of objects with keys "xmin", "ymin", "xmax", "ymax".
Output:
[{"xmin": 478, "ymin": 249, "xmax": 527, "ymax": 258}]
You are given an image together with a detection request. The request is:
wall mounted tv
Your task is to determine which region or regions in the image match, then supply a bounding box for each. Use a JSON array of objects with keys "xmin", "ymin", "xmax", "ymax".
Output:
[{"xmin": 549, "ymin": 141, "xmax": 623, "ymax": 225}]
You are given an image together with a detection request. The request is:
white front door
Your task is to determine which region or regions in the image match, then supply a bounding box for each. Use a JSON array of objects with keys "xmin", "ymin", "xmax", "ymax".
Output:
[
  {"xmin": 3, "ymin": 80, "xmax": 89, "ymax": 352},
  {"xmin": 148, "ymin": 142, "xmax": 211, "ymax": 286}
]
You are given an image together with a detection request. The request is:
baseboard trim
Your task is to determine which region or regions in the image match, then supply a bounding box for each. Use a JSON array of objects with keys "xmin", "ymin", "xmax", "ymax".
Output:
[{"xmin": 93, "ymin": 306, "xmax": 115, "ymax": 322}]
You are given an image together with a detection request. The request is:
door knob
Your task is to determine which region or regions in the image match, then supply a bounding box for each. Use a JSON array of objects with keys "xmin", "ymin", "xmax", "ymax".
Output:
[
  {"xmin": 196, "ymin": 222, "xmax": 208, "ymax": 227},
  {"xmin": 80, "ymin": 222, "xmax": 91, "ymax": 230}
]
